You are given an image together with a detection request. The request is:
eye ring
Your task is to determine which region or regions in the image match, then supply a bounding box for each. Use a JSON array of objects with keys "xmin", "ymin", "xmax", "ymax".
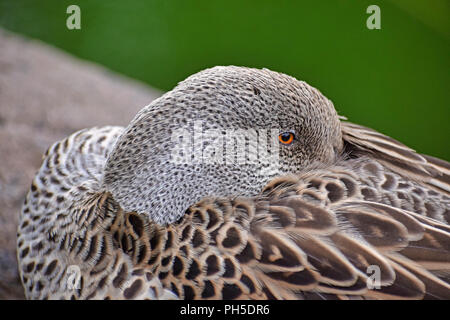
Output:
[{"xmin": 278, "ymin": 131, "xmax": 295, "ymax": 145}]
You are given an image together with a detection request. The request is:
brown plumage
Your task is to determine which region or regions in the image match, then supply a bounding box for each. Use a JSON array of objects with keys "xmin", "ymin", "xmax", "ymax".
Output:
[{"xmin": 17, "ymin": 66, "xmax": 450, "ymax": 300}]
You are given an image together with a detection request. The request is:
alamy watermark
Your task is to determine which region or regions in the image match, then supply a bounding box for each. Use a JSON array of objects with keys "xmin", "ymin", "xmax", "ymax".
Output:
[
  {"xmin": 366, "ymin": 5, "xmax": 381, "ymax": 30},
  {"xmin": 67, "ymin": 265, "xmax": 81, "ymax": 290},
  {"xmin": 170, "ymin": 121, "xmax": 282, "ymax": 172},
  {"xmin": 66, "ymin": 5, "xmax": 81, "ymax": 30},
  {"xmin": 366, "ymin": 264, "xmax": 381, "ymax": 289}
]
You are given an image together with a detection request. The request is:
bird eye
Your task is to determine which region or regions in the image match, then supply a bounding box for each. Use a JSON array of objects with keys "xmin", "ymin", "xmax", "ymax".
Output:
[{"xmin": 278, "ymin": 132, "xmax": 295, "ymax": 145}]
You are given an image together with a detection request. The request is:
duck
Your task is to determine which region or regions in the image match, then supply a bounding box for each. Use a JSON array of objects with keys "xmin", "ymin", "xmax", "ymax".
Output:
[{"xmin": 17, "ymin": 66, "xmax": 450, "ymax": 300}]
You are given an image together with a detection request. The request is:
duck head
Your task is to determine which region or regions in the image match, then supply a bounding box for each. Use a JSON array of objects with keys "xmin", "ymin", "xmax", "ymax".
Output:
[{"xmin": 103, "ymin": 66, "xmax": 343, "ymax": 225}]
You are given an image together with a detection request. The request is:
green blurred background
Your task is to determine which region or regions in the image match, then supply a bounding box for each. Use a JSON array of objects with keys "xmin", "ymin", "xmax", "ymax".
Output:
[{"xmin": 0, "ymin": 0, "xmax": 449, "ymax": 160}]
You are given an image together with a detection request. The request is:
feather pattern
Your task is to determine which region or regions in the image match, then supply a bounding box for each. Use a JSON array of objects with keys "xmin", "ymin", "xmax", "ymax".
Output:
[{"xmin": 17, "ymin": 66, "xmax": 450, "ymax": 300}]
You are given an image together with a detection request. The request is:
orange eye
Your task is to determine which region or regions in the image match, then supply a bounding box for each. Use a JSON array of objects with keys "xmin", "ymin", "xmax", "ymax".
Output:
[{"xmin": 278, "ymin": 132, "xmax": 295, "ymax": 145}]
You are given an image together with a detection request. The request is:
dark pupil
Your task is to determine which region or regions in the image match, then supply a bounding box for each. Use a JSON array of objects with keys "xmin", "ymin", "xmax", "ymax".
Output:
[{"xmin": 281, "ymin": 133, "xmax": 291, "ymax": 142}]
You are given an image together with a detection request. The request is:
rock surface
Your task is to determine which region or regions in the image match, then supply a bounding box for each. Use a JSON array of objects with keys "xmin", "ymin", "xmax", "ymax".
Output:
[{"xmin": 0, "ymin": 28, "xmax": 161, "ymax": 299}]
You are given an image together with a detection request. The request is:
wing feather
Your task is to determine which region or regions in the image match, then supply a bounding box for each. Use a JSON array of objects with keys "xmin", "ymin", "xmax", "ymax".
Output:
[{"xmin": 342, "ymin": 122, "xmax": 450, "ymax": 194}]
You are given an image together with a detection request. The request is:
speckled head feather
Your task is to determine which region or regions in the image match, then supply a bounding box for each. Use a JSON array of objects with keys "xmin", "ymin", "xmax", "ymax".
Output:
[{"xmin": 103, "ymin": 66, "xmax": 343, "ymax": 225}]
